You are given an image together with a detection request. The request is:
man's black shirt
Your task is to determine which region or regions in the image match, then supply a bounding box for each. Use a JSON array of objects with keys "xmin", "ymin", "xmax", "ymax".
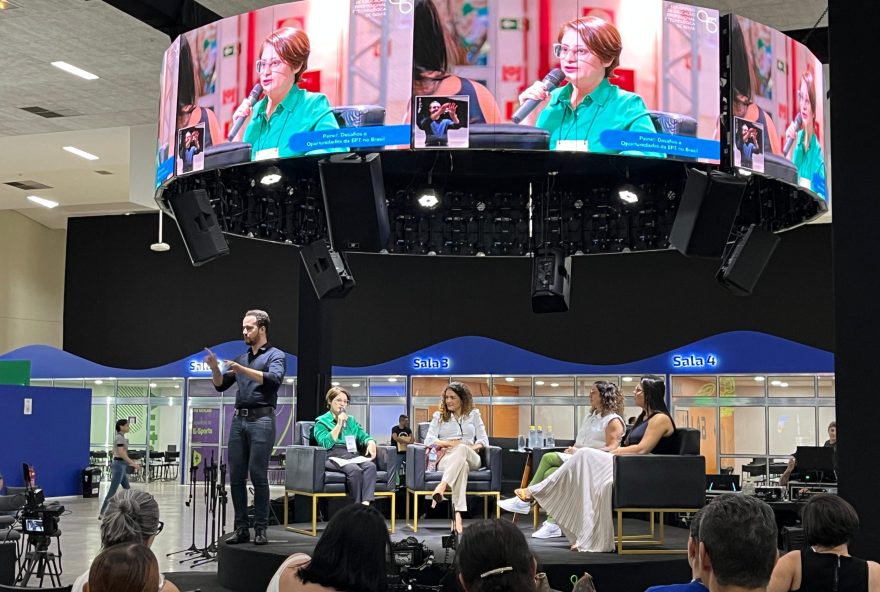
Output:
[{"xmin": 214, "ymin": 344, "xmax": 286, "ymax": 408}]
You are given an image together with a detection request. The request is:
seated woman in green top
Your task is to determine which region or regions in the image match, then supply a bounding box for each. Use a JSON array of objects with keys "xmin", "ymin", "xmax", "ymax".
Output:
[
  {"xmin": 517, "ymin": 16, "xmax": 658, "ymax": 155},
  {"xmin": 785, "ymin": 70, "xmax": 827, "ymax": 199},
  {"xmin": 313, "ymin": 387, "xmax": 378, "ymax": 505},
  {"xmin": 232, "ymin": 27, "xmax": 343, "ymax": 160}
]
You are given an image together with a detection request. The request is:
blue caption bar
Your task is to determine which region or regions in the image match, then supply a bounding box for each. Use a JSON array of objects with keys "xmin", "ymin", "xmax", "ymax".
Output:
[
  {"xmin": 155, "ymin": 158, "xmax": 174, "ymax": 187},
  {"xmin": 600, "ymin": 130, "xmax": 721, "ymax": 160},
  {"xmin": 289, "ymin": 125, "xmax": 411, "ymax": 152}
]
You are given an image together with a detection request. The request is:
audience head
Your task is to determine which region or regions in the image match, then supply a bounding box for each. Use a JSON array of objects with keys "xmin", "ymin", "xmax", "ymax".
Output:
[
  {"xmin": 802, "ymin": 493, "xmax": 859, "ymax": 548},
  {"xmin": 456, "ymin": 519, "xmax": 537, "ymax": 592},
  {"xmin": 687, "ymin": 507, "xmax": 705, "ymax": 570},
  {"xmin": 87, "ymin": 542, "xmax": 160, "ymax": 592},
  {"xmin": 698, "ymin": 494, "xmax": 777, "ymax": 589},
  {"xmin": 101, "ymin": 489, "xmax": 162, "ymax": 548},
  {"xmin": 557, "ymin": 16, "xmax": 621, "ymax": 79},
  {"xmin": 591, "ymin": 381, "xmax": 624, "ymax": 416},
  {"xmin": 827, "ymin": 421, "xmax": 837, "ymax": 444},
  {"xmin": 298, "ymin": 504, "xmax": 390, "ymax": 592},
  {"xmin": 399, "ymin": 414, "xmax": 409, "ymax": 427},
  {"xmin": 440, "ymin": 381, "xmax": 475, "ymax": 421},
  {"xmin": 115, "ymin": 418, "xmax": 129, "ymax": 434}
]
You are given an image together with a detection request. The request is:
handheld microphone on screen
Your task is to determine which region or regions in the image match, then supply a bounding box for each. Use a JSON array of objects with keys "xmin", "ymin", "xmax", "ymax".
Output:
[
  {"xmin": 227, "ymin": 83, "xmax": 263, "ymax": 141},
  {"xmin": 782, "ymin": 113, "xmax": 803, "ymax": 157},
  {"xmin": 511, "ymin": 68, "xmax": 565, "ymax": 124}
]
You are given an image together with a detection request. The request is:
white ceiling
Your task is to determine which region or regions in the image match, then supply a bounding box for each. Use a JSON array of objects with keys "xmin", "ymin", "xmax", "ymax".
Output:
[{"xmin": 0, "ymin": 0, "xmax": 828, "ymax": 230}]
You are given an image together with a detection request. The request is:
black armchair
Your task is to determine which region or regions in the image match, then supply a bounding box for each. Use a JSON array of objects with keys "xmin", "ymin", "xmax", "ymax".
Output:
[
  {"xmin": 284, "ymin": 421, "xmax": 396, "ymax": 536},
  {"xmin": 404, "ymin": 422, "xmax": 502, "ymax": 532},
  {"xmin": 649, "ymin": 111, "xmax": 698, "ymax": 137},
  {"xmin": 612, "ymin": 427, "xmax": 706, "ymax": 554}
]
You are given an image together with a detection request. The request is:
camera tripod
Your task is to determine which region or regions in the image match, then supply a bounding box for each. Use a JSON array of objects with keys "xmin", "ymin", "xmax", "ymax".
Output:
[{"xmin": 17, "ymin": 532, "xmax": 62, "ymax": 588}]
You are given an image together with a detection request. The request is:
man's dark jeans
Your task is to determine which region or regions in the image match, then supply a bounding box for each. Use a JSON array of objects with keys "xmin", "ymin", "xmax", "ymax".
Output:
[{"xmin": 228, "ymin": 414, "xmax": 275, "ymax": 530}]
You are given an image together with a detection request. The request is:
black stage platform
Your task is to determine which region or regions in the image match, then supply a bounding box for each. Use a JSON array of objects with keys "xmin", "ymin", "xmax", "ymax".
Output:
[{"xmin": 206, "ymin": 519, "xmax": 690, "ymax": 592}]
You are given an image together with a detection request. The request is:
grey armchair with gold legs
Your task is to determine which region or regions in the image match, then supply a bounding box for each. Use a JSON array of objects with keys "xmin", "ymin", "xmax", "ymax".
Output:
[
  {"xmin": 612, "ymin": 427, "xmax": 705, "ymax": 554},
  {"xmin": 283, "ymin": 421, "xmax": 396, "ymax": 536},
  {"xmin": 404, "ymin": 422, "xmax": 502, "ymax": 532}
]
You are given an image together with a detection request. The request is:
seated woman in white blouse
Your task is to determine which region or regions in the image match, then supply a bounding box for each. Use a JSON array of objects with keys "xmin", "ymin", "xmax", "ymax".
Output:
[{"xmin": 424, "ymin": 381, "xmax": 490, "ymax": 534}]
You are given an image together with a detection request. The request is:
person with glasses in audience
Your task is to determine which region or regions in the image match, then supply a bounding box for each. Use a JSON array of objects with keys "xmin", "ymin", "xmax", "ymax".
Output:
[
  {"xmin": 74, "ymin": 490, "xmax": 180, "ymax": 592},
  {"xmin": 231, "ymin": 27, "xmax": 344, "ymax": 159},
  {"xmin": 517, "ymin": 16, "xmax": 657, "ymax": 155}
]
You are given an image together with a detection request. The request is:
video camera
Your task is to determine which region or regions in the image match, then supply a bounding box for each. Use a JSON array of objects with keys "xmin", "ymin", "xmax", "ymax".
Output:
[
  {"xmin": 19, "ymin": 462, "xmax": 64, "ymax": 537},
  {"xmin": 388, "ymin": 537, "xmax": 442, "ymax": 592}
]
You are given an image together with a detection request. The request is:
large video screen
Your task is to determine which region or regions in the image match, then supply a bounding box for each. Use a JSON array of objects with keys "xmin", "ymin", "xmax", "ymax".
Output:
[
  {"xmin": 730, "ymin": 15, "xmax": 828, "ymax": 200},
  {"xmin": 410, "ymin": 0, "xmax": 721, "ymax": 162},
  {"xmin": 155, "ymin": 0, "xmax": 414, "ymax": 187}
]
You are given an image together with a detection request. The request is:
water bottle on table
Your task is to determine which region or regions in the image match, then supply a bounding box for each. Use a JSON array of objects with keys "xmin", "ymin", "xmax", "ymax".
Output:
[
  {"xmin": 546, "ymin": 425, "xmax": 555, "ymax": 447},
  {"xmin": 427, "ymin": 446, "xmax": 438, "ymax": 472},
  {"xmin": 536, "ymin": 426, "xmax": 544, "ymax": 448},
  {"xmin": 528, "ymin": 425, "xmax": 537, "ymax": 448}
]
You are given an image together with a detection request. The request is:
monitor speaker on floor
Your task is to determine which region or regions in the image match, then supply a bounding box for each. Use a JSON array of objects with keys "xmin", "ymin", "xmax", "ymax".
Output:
[
  {"xmin": 669, "ymin": 169, "xmax": 748, "ymax": 259},
  {"xmin": 531, "ymin": 247, "xmax": 571, "ymax": 313},
  {"xmin": 716, "ymin": 224, "xmax": 780, "ymax": 296},
  {"xmin": 319, "ymin": 153, "xmax": 390, "ymax": 252},
  {"xmin": 166, "ymin": 188, "xmax": 229, "ymax": 266}
]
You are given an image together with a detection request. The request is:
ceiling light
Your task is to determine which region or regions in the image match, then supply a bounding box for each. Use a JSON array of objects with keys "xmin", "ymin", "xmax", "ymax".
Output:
[
  {"xmin": 754, "ymin": 376, "xmax": 765, "ymax": 382},
  {"xmin": 550, "ymin": 382, "xmax": 559, "ymax": 388},
  {"xmin": 417, "ymin": 189, "xmax": 439, "ymax": 209},
  {"xmin": 63, "ymin": 146, "xmax": 99, "ymax": 160},
  {"xmin": 168, "ymin": 398, "xmax": 173, "ymax": 406},
  {"xmin": 27, "ymin": 195, "xmax": 59, "ymax": 209},
  {"xmin": 505, "ymin": 377, "xmax": 515, "ymax": 382},
  {"xmin": 770, "ymin": 380, "xmax": 781, "ymax": 386},
  {"xmin": 331, "ymin": 381, "xmax": 340, "ymax": 386},
  {"xmin": 779, "ymin": 382, "xmax": 789, "ymax": 388},
  {"xmin": 737, "ymin": 168, "xmax": 753, "ymax": 176},
  {"xmin": 150, "ymin": 210, "xmax": 170, "ymax": 252},
  {"xmin": 622, "ymin": 377, "xmax": 633, "ymax": 382},
  {"xmin": 94, "ymin": 379, "xmax": 104, "ymax": 385},
  {"xmin": 286, "ymin": 378, "xmax": 294, "ymax": 383},
  {"xmin": 617, "ymin": 183, "xmax": 640, "ymax": 204},
  {"xmin": 535, "ymin": 381, "xmax": 545, "ymax": 386},
  {"xmin": 352, "ymin": 383, "xmax": 361, "ymax": 387},
  {"xmin": 149, "ymin": 383, "xmax": 157, "ymax": 388},
  {"xmin": 388, "ymin": 377, "xmax": 398, "ymax": 383},
  {"xmin": 174, "ymin": 385, "xmax": 180, "ymax": 389},
  {"xmin": 51, "ymin": 61, "xmax": 99, "ymax": 80}
]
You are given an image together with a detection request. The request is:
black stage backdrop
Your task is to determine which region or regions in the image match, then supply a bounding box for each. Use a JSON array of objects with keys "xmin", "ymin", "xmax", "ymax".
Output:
[{"xmin": 64, "ymin": 214, "xmax": 832, "ymax": 368}]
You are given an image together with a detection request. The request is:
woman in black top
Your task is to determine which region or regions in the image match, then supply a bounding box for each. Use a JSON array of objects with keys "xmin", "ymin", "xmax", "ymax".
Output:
[{"xmin": 768, "ymin": 494, "xmax": 880, "ymax": 592}]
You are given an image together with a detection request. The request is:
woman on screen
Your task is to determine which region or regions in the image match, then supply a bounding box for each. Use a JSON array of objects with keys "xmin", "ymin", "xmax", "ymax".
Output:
[
  {"xmin": 178, "ymin": 35, "xmax": 222, "ymax": 149},
  {"xmin": 412, "ymin": 0, "xmax": 502, "ymax": 125},
  {"xmin": 232, "ymin": 27, "xmax": 342, "ymax": 160},
  {"xmin": 785, "ymin": 70, "xmax": 827, "ymax": 198},
  {"xmin": 730, "ymin": 16, "xmax": 782, "ymax": 156},
  {"xmin": 517, "ymin": 16, "xmax": 657, "ymax": 154}
]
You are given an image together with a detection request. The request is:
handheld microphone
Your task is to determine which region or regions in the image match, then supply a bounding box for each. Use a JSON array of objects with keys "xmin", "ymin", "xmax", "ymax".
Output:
[
  {"xmin": 782, "ymin": 113, "xmax": 803, "ymax": 157},
  {"xmin": 227, "ymin": 83, "xmax": 263, "ymax": 141},
  {"xmin": 511, "ymin": 68, "xmax": 565, "ymax": 124}
]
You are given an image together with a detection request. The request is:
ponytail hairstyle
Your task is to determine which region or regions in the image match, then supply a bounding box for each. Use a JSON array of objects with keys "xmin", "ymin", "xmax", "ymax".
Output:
[
  {"xmin": 456, "ymin": 520, "xmax": 537, "ymax": 592},
  {"xmin": 101, "ymin": 489, "xmax": 161, "ymax": 547}
]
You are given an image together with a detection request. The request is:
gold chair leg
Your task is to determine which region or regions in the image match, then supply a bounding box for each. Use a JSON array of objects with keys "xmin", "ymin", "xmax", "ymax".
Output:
[
  {"xmin": 311, "ymin": 495, "xmax": 318, "ymax": 537},
  {"xmin": 283, "ymin": 491, "xmax": 289, "ymax": 528},
  {"xmin": 617, "ymin": 510, "xmax": 624, "ymax": 554},
  {"xmin": 412, "ymin": 491, "xmax": 419, "ymax": 532},
  {"xmin": 659, "ymin": 511, "xmax": 665, "ymax": 544},
  {"xmin": 484, "ymin": 495, "xmax": 488, "ymax": 519},
  {"xmin": 495, "ymin": 493, "xmax": 501, "ymax": 519},
  {"xmin": 390, "ymin": 493, "xmax": 396, "ymax": 534}
]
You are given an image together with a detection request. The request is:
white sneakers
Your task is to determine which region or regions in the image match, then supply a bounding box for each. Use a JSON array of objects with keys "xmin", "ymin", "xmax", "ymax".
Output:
[
  {"xmin": 532, "ymin": 521, "xmax": 562, "ymax": 539},
  {"xmin": 498, "ymin": 497, "xmax": 532, "ymax": 515}
]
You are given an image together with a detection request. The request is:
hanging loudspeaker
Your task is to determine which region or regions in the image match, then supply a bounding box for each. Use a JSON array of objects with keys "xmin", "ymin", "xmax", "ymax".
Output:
[
  {"xmin": 319, "ymin": 153, "xmax": 390, "ymax": 252},
  {"xmin": 716, "ymin": 224, "xmax": 780, "ymax": 296},
  {"xmin": 166, "ymin": 188, "xmax": 229, "ymax": 266},
  {"xmin": 669, "ymin": 169, "xmax": 748, "ymax": 258},
  {"xmin": 531, "ymin": 247, "xmax": 571, "ymax": 313}
]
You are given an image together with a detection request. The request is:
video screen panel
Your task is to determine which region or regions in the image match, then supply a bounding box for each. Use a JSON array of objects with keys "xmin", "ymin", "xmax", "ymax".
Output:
[
  {"xmin": 730, "ymin": 15, "xmax": 828, "ymax": 200},
  {"xmin": 411, "ymin": 0, "xmax": 721, "ymax": 162},
  {"xmin": 155, "ymin": 0, "xmax": 414, "ymax": 187}
]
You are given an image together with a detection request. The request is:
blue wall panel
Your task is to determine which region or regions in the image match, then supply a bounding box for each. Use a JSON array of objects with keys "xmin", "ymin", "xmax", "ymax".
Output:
[{"xmin": 0, "ymin": 385, "xmax": 91, "ymax": 497}]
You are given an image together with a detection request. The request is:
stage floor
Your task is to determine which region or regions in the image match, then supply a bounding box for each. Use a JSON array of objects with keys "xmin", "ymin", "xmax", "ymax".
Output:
[{"xmin": 212, "ymin": 518, "xmax": 691, "ymax": 592}]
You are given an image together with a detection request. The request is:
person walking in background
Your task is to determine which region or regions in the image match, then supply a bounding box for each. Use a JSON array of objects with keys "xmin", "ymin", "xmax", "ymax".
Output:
[
  {"xmin": 205, "ymin": 309, "xmax": 286, "ymax": 546},
  {"xmin": 98, "ymin": 419, "xmax": 141, "ymax": 519}
]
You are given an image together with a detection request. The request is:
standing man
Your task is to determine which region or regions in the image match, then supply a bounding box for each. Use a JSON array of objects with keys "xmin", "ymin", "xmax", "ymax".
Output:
[
  {"xmin": 390, "ymin": 415, "xmax": 413, "ymax": 485},
  {"xmin": 205, "ymin": 310, "xmax": 286, "ymax": 546}
]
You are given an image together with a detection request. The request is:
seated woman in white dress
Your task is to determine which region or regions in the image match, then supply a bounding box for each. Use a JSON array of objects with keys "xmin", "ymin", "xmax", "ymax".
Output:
[
  {"xmin": 512, "ymin": 375, "xmax": 675, "ymax": 552},
  {"xmin": 499, "ymin": 381, "xmax": 625, "ymax": 540},
  {"xmin": 424, "ymin": 381, "xmax": 490, "ymax": 534}
]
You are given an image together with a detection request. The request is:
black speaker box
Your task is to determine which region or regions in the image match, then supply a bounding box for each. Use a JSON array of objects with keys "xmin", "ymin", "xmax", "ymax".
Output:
[
  {"xmin": 669, "ymin": 169, "xmax": 748, "ymax": 258},
  {"xmin": 300, "ymin": 240, "xmax": 356, "ymax": 299},
  {"xmin": 531, "ymin": 247, "xmax": 571, "ymax": 313},
  {"xmin": 166, "ymin": 188, "xmax": 229, "ymax": 266},
  {"xmin": 716, "ymin": 224, "xmax": 780, "ymax": 296},
  {"xmin": 319, "ymin": 153, "xmax": 390, "ymax": 252}
]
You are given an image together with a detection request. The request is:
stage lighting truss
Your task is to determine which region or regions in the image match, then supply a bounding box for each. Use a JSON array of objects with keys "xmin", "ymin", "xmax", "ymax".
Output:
[{"xmin": 160, "ymin": 156, "xmax": 823, "ymax": 258}]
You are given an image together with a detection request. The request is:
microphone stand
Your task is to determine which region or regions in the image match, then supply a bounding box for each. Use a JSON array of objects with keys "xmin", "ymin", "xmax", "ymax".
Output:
[
  {"xmin": 181, "ymin": 452, "xmax": 214, "ymax": 565},
  {"xmin": 192, "ymin": 455, "xmax": 220, "ymax": 567},
  {"xmin": 168, "ymin": 450, "xmax": 200, "ymax": 558},
  {"xmin": 218, "ymin": 462, "xmax": 228, "ymax": 538}
]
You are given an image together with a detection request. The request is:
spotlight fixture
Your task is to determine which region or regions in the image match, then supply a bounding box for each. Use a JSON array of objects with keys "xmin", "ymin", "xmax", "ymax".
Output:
[
  {"xmin": 617, "ymin": 183, "xmax": 640, "ymax": 204},
  {"xmin": 260, "ymin": 166, "xmax": 282, "ymax": 186},
  {"xmin": 417, "ymin": 189, "xmax": 440, "ymax": 209},
  {"xmin": 150, "ymin": 210, "xmax": 171, "ymax": 252}
]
